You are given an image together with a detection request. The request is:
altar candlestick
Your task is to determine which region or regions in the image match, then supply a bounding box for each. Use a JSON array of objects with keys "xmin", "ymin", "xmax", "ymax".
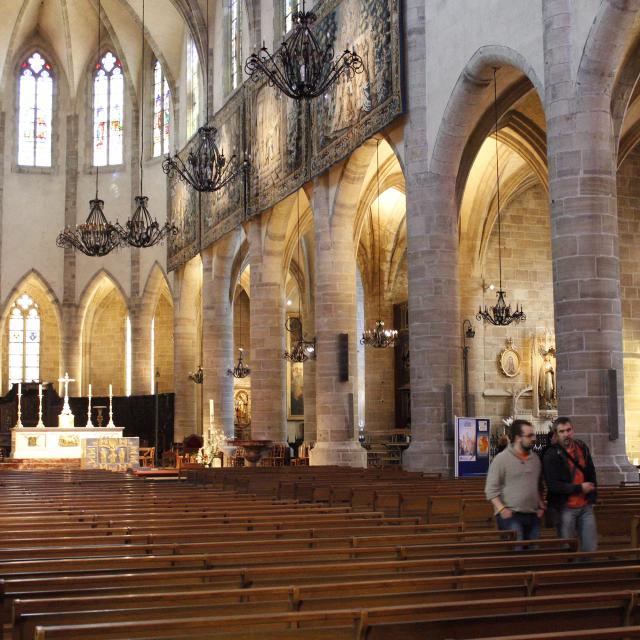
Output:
[
  {"xmin": 36, "ymin": 383, "xmax": 45, "ymax": 428},
  {"xmin": 15, "ymin": 382, "xmax": 23, "ymax": 429},
  {"xmin": 85, "ymin": 383, "xmax": 93, "ymax": 428},
  {"xmin": 107, "ymin": 383, "xmax": 116, "ymax": 428}
]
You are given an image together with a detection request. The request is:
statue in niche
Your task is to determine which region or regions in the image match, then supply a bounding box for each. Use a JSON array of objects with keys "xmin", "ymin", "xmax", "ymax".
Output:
[{"xmin": 538, "ymin": 346, "xmax": 557, "ymax": 410}]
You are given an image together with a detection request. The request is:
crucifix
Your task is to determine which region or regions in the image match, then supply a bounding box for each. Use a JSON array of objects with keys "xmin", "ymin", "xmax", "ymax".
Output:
[{"xmin": 57, "ymin": 372, "xmax": 76, "ymax": 428}]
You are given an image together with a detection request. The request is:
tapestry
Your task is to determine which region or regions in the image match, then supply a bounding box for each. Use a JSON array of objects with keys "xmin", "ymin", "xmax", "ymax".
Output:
[
  {"xmin": 201, "ymin": 89, "xmax": 246, "ymax": 248},
  {"xmin": 310, "ymin": 0, "xmax": 402, "ymax": 175},
  {"xmin": 82, "ymin": 436, "xmax": 140, "ymax": 471},
  {"xmin": 246, "ymin": 79, "xmax": 308, "ymax": 216},
  {"xmin": 167, "ymin": 148, "xmax": 201, "ymax": 271},
  {"xmin": 169, "ymin": 0, "xmax": 402, "ymax": 269}
]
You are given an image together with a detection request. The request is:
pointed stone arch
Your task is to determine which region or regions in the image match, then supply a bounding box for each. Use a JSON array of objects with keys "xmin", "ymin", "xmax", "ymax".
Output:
[{"xmin": 0, "ymin": 269, "xmax": 63, "ymax": 393}]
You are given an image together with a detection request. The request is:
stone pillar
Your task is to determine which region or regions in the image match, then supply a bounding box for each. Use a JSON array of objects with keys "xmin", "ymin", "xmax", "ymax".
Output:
[
  {"xmin": 363, "ymin": 283, "xmax": 395, "ymax": 434},
  {"xmin": 310, "ymin": 174, "xmax": 366, "ymax": 466},
  {"xmin": 402, "ymin": 0, "xmax": 459, "ymax": 475},
  {"xmin": 302, "ymin": 291, "xmax": 317, "ymax": 443},
  {"xmin": 543, "ymin": 0, "xmax": 635, "ymax": 481},
  {"xmin": 173, "ymin": 257, "xmax": 201, "ymax": 442},
  {"xmin": 246, "ymin": 215, "xmax": 286, "ymax": 442},
  {"xmin": 201, "ymin": 234, "xmax": 237, "ymax": 440}
]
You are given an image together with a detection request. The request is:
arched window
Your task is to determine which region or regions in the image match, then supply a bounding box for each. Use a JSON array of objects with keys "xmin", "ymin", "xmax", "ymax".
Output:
[
  {"xmin": 93, "ymin": 51, "xmax": 124, "ymax": 166},
  {"xmin": 18, "ymin": 52, "xmax": 53, "ymax": 167},
  {"xmin": 186, "ymin": 37, "xmax": 200, "ymax": 138},
  {"xmin": 153, "ymin": 60, "xmax": 171, "ymax": 156},
  {"xmin": 229, "ymin": 0, "xmax": 241, "ymax": 90},
  {"xmin": 8, "ymin": 294, "xmax": 40, "ymax": 384},
  {"xmin": 284, "ymin": 0, "xmax": 301, "ymax": 34}
]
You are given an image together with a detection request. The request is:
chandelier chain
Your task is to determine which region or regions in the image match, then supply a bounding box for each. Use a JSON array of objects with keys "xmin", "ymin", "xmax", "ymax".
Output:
[{"xmin": 493, "ymin": 67, "xmax": 502, "ymax": 291}]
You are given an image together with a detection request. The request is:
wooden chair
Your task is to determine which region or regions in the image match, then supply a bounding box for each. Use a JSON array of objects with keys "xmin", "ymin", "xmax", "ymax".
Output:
[{"xmin": 138, "ymin": 447, "xmax": 155, "ymax": 468}]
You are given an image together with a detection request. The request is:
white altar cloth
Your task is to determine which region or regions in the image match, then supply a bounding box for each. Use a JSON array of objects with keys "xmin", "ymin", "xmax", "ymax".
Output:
[{"xmin": 11, "ymin": 427, "xmax": 124, "ymax": 459}]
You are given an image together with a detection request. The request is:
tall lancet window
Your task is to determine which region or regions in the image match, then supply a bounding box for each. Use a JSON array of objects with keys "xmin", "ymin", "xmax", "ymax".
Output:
[
  {"xmin": 18, "ymin": 52, "xmax": 53, "ymax": 167},
  {"xmin": 153, "ymin": 60, "xmax": 171, "ymax": 156},
  {"xmin": 8, "ymin": 294, "xmax": 40, "ymax": 385},
  {"xmin": 93, "ymin": 51, "xmax": 124, "ymax": 166},
  {"xmin": 186, "ymin": 37, "xmax": 200, "ymax": 138},
  {"xmin": 229, "ymin": 0, "xmax": 241, "ymax": 90},
  {"xmin": 284, "ymin": 0, "xmax": 301, "ymax": 34}
]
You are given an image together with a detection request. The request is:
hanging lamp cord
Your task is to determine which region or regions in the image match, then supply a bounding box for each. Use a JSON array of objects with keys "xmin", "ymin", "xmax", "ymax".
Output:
[
  {"xmin": 139, "ymin": 0, "xmax": 145, "ymax": 195},
  {"xmin": 95, "ymin": 0, "xmax": 101, "ymax": 199},
  {"xmin": 376, "ymin": 138, "xmax": 381, "ymax": 320},
  {"xmin": 493, "ymin": 67, "xmax": 502, "ymax": 291}
]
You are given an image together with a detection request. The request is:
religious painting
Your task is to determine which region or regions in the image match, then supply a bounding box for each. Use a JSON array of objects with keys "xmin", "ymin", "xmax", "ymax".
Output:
[
  {"xmin": 201, "ymin": 89, "xmax": 246, "ymax": 250},
  {"xmin": 286, "ymin": 313, "xmax": 304, "ymax": 420},
  {"xmin": 310, "ymin": 0, "xmax": 403, "ymax": 175},
  {"xmin": 167, "ymin": 158, "xmax": 200, "ymax": 272},
  {"xmin": 234, "ymin": 389, "xmax": 251, "ymax": 425},
  {"xmin": 246, "ymin": 78, "xmax": 307, "ymax": 216},
  {"xmin": 498, "ymin": 338, "xmax": 521, "ymax": 378}
]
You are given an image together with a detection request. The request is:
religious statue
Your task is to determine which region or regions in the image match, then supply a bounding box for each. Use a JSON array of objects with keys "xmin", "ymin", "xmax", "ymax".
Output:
[{"xmin": 539, "ymin": 346, "xmax": 557, "ymax": 410}]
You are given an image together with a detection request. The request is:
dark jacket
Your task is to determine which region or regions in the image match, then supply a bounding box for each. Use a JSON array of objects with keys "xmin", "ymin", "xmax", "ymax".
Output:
[{"xmin": 542, "ymin": 439, "xmax": 597, "ymax": 509}]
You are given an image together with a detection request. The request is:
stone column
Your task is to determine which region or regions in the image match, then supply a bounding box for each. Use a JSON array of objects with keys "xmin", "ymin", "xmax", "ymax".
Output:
[
  {"xmin": 172, "ymin": 257, "xmax": 201, "ymax": 442},
  {"xmin": 302, "ymin": 288, "xmax": 317, "ymax": 443},
  {"xmin": 543, "ymin": 0, "xmax": 635, "ymax": 481},
  {"xmin": 201, "ymin": 233, "xmax": 237, "ymax": 440},
  {"xmin": 402, "ymin": 0, "xmax": 459, "ymax": 475},
  {"xmin": 310, "ymin": 173, "xmax": 366, "ymax": 466},
  {"xmin": 363, "ymin": 282, "xmax": 396, "ymax": 434},
  {"xmin": 246, "ymin": 215, "xmax": 286, "ymax": 442}
]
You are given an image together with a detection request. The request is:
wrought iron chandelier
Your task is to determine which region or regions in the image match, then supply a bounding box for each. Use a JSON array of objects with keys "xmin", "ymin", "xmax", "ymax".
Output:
[
  {"xmin": 284, "ymin": 193, "xmax": 316, "ymax": 363},
  {"xmin": 56, "ymin": 0, "xmax": 121, "ymax": 257},
  {"xmin": 227, "ymin": 294, "xmax": 250, "ymax": 378},
  {"xmin": 118, "ymin": 0, "xmax": 176, "ymax": 248},
  {"xmin": 476, "ymin": 68, "xmax": 526, "ymax": 327},
  {"xmin": 361, "ymin": 139, "xmax": 398, "ymax": 349},
  {"xmin": 163, "ymin": 0, "xmax": 243, "ymax": 192},
  {"xmin": 227, "ymin": 348, "xmax": 250, "ymax": 378},
  {"xmin": 244, "ymin": 1, "xmax": 364, "ymax": 101}
]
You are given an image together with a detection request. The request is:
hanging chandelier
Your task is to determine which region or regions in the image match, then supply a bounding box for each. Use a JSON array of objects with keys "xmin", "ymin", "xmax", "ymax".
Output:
[
  {"xmin": 163, "ymin": 0, "xmax": 244, "ymax": 192},
  {"xmin": 227, "ymin": 348, "xmax": 250, "ymax": 378},
  {"xmin": 476, "ymin": 68, "xmax": 526, "ymax": 327},
  {"xmin": 118, "ymin": 0, "xmax": 176, "ymax": 247},
  {"xmin": 284, "ymin": 317, "xmax": 316, "ymax": 362},
  {"xmin": 244, "ymin": 1, "xmax": 364, "ymax": 101},
  {"xmin": 283, "ymin": 194, "xmax": 316, "ymax": 363},
  {"xmin": 56, "ymin": 0, "xmax": 121, "ymax": 257},
  {"xmin": 361, "ymin": 139, "xmax": 398, "ymax": 349},
  {"xmin": 227, "ymin": 294, "xmax": 250, "ymax": 378}
]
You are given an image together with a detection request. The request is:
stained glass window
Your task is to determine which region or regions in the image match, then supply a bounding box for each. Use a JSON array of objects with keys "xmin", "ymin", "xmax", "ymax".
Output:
[
  {"xmin": 186, "ymin": 37, "xmax": 200, "ymax": 138},
  {"xmin": 93, "ymin": 51, "xmax": 124, "ymax": 166},
  {"xmin": 284, "ymin": 0, "xmax": 301, "ymax": 34},
  {"xmin": 8, "ymin": 294, "xmax": 40, "ymax": 385},
  {"xmin": 18, "ymin": 52, "xmax": 53, "ymax": 167},
  {"xmin": 153, "ymin": 60, "xmax": 171, "ymax": 157},
  {"xmin": 229, "ymin": 0, "xmax": 241, "ymax": 90}
]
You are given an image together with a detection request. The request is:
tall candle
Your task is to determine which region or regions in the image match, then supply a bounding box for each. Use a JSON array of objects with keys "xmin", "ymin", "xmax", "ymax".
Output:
[
  {"xmin": 38, "ymin": 383, "xmax": 42, "ymax": 396},
  {"xmin": 209, "ymin": 399, "xmax": 214, "ymax": 421},
  {"xmin": 18, "ymin": 382, "xmax": 21, "ymax": 396},
  {"xmin": 109, "ymin": 383, "xmax": 112, "ymax": 397},
  {"xmin": 88, "ymin": 383, "xmax": 92, "ymax": 398}
]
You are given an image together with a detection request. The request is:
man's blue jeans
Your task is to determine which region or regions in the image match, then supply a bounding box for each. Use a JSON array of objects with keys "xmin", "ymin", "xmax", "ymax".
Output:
[
  {"xmin": 496, "ymin": 511, "xmax": 540, "ymax": 541},
  {"xmin": 556, "ymin": 504, "xmax": 598, "ymax": 552}
]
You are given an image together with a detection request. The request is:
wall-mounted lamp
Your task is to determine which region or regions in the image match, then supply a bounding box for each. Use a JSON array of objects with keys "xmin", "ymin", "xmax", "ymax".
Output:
[
  {"xmin": 482, "ymin": 280, "xmax": 496, "ymax": 293},
  {"xmin": 188, "ymin": 366, "xmax": 204, "ymax": 384},
  {"xmin": 462, "ymin": 320, "xmax": 475, "ymax": 417}
]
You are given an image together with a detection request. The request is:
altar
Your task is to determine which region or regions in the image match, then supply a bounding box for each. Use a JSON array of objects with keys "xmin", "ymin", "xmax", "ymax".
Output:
[{"xmin": 11, "ymin": 426, "xmax": 124, "ymax": 459}]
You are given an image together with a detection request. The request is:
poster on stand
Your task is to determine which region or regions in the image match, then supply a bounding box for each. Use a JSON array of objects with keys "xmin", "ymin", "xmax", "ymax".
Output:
[{"xmin": 455, "ymin": 417, "xmax": 491, "ymax": 477}]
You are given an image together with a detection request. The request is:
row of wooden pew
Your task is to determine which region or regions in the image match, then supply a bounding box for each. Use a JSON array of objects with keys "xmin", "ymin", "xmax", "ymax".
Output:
[{"xmin": 1, "ymin": 467, "xmax": 640, "ymax": 638}]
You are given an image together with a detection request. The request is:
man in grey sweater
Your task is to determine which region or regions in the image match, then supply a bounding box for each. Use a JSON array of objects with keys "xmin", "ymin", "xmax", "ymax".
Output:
[{"xmin": 485, "ymin": 419, "xmax": 546, "ymax": 541}]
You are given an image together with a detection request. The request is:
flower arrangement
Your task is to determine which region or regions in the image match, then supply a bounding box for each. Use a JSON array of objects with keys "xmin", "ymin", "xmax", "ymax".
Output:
[{"xmin": 196, "ymin": 426, "xmax": 226, "ymax": 467}]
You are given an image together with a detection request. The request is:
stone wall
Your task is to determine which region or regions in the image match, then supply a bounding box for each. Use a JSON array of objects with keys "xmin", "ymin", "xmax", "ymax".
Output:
[
  {"xmin": 464, "ymin": 182, "xmax": 554, "ymax": 433},
  {"xmin": 618, "ymin": 146, "xmax": 640, "ymax": 460},
  {"xmin": 154, "ymin": 294, "xmax": 174, "ymax": 394},
  {"xmin": 88, "ymin": 289, "xmax": 127, "ymax": 396}
]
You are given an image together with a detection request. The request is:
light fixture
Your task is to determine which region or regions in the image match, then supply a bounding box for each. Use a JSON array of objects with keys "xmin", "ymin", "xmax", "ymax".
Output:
[
  {"xmin": 476, "ymin": 68, "xmax": 526, "ymax": 327},
  {"xmin": 361, "ymin": 139, "xmax": 398, "ymax": 349},
  {"xmin": 462, "ymin": 319, "xmax": 475, "ymax": 417},
  {"xmin": 162, "ymin": 0, "xmax": 244, "ymax": 192},
  {"xmin": 56, "ymin": 0, "xmax": 121, "ymax": 257},
  {"xmin": 284, "ymin": 193, "xmax": 316, "ymax": 363},
  {"xmin": 244, "ymin": 1, "xmax": 364, "ymax": 101},
  {"xmin": 118, "ymin": 0, "xmax": 176, "ymax": 247},
  {"xmin": 227, "ymin": 292, "xmax": 250, "ymax": 378},
  {"xmin": 188, "ymin": 366, "xmax": 203, "ymax": 384}
]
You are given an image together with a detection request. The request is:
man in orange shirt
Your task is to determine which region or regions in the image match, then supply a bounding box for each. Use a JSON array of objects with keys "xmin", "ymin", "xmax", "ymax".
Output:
[{"xmin": 542, "ymin": 417, "xmax": 598, "ymax": 551}]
